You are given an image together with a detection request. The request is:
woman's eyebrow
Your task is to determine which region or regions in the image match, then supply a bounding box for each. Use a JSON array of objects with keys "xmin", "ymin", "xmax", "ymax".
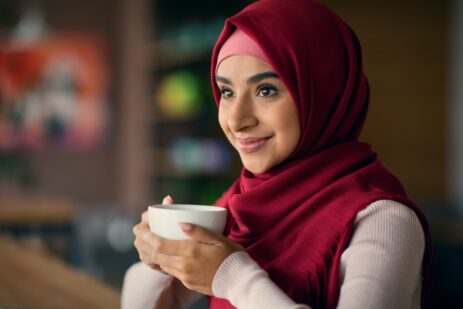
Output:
[
  {"xmin": 247, "ymin": 71, "xmax": 279, "ymax": 84},
  {"xmin": 215, "ymin": 75, "xmax": 232, "ymax": 85},
  {"xmin": 215, "ymin": 71, "xmax": 280, "ymax": 86}
]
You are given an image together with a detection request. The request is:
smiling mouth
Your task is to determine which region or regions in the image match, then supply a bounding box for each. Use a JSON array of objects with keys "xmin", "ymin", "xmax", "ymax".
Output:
[{"xmin": 235, "ymin": 136, "xmax": 273, "ymax": 153}]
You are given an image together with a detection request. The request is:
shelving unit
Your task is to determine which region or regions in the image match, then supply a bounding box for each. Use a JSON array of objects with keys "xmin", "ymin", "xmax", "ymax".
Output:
[{"xmin": 148, "ymin": 0, "xmax": 250, "ymax": 205}]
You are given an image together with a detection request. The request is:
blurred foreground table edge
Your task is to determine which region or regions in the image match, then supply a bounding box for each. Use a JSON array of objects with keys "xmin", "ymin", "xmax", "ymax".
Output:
[{"xmin": 0, "ymin": 236, "xmax": 120, "ymax": 309}]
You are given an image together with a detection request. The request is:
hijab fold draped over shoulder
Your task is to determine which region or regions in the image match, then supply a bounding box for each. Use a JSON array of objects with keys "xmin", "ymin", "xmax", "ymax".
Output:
[{"xmin": 209, "ymin": 1, "xmax": 431, "ymax": 308}]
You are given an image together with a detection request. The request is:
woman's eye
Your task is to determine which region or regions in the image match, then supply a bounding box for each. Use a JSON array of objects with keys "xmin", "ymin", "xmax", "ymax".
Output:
[
  {"xmin": 257, "ymin": 86, "xmax": 277, "ymax": 97},
  {"xmin": 220, "ymin": 88, "xmax": 233, "ymax": 98}
]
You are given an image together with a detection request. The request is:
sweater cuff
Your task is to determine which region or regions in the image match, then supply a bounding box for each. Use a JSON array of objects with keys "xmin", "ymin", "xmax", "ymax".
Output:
[
  {"xmin": 121, "ymin": 262, "xmax": 173, "ymax": 309},
  {"xmin": 212, "ymin": 251, "xmax": 306, "ymax": 308},
  {"xmin": 212, "ymin": 251, "xmax": 258, "ymax": 299}
]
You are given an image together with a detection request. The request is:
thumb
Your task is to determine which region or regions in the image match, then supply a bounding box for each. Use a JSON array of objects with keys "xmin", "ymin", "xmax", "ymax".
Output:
[
  {"xmin": 178, "ymin": 223, "xmax": 222, "ymax": 245},
  {"xmin": 162, "ymin": 195, "xmax": 174, "ymax": 205}
]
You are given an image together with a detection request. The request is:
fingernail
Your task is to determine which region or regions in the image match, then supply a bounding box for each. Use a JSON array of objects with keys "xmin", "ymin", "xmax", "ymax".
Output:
[{"xmin": 178, "ymin": 222, "xmax": 192, "ymax": 231}]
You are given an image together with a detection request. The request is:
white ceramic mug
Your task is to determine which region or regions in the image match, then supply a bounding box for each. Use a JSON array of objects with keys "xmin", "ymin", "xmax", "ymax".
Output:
[{"xmin": 148, "ymin": 204, "xmax": 227, "ymax": 240}]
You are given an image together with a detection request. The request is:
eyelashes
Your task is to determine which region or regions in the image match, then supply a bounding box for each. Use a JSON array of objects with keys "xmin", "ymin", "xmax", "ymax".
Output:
[
  {"xmin": 257, "ymin": 85, "xmax": 278, "ymax": 96},
  {"xmin": 220, "ymin": 87, "xmax": 233, "ymax": 98},
  {"xmin": 219, "ymin": 84, "xmax": 279, "ymax": 99}
]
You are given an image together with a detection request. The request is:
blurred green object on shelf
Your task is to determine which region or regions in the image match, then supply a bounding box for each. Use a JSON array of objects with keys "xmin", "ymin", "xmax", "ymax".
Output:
[{"xmin": 156, "ymin": 71, "xmax": 203, "ymax": 119}]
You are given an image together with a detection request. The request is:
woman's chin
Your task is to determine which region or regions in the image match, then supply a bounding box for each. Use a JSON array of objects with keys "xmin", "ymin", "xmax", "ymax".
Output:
[{"xmin": 242, "ymin": 161, "xmax": 270, "ymax": 174}]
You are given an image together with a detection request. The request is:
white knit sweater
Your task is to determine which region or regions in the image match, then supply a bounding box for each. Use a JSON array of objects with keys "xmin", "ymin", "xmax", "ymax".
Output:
[{"xmin": 121, "ymin": 200, "xmax": 425, "ymax": 309}]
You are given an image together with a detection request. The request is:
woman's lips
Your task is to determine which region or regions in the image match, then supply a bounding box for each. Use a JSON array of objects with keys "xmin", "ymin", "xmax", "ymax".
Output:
[{"xmin": 235, "ymin": 136, "xmax": 272, "ymax": 153}]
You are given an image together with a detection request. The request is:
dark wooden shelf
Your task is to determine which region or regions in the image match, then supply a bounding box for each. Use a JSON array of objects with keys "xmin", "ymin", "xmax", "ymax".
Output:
[{"xmin": 150, "ymin": 43, "xmax": 210, "ymax": 71}]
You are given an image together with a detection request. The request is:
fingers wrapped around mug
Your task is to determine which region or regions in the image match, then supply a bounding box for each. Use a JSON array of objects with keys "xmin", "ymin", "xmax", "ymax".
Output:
[
  {"xmin": 146, "ymin": 223, "xmax": 244, "ymax": 295},
  {"xmin": 132, "ymin": 195, "xmax": 175, "ymax": 271},
  {"xmin": 133, "ymin": 222, "xmax": 189, "ymax": 266}
]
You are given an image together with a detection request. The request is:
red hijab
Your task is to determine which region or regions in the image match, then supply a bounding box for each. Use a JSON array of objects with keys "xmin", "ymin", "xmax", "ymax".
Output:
[{"xmin": 209, "ymin": 0, "xmax": 431, "ymax": 308}]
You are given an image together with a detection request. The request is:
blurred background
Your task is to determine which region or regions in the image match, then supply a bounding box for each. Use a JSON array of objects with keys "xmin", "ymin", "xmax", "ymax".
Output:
[{"xmin": 0, "ymin": 0, "xmax": 461, "ymax": 308}]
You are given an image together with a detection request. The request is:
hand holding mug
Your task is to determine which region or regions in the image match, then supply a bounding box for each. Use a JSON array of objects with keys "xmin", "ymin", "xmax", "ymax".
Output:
[
  {"xmin": 133, "ymin": 195, "xmax": 174, "ymax": 272},
  {"xmin": 133, "ymin": 196, "xmax": 244, "ymax": 295}
]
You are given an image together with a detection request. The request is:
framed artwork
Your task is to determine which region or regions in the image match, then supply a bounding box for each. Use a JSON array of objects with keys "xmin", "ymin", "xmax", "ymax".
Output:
[{"xmin": 0, "ymin": 33, "xmax": 109, "ymax": 151}]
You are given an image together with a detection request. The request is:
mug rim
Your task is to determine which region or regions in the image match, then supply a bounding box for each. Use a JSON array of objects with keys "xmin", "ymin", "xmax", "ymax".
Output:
[{"xmin": 148, "ymin": 204, "xmax": 227, "ymax": 212}]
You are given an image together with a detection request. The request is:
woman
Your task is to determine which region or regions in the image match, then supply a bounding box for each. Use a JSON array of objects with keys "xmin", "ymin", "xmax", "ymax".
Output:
[{"xmin": 122, "ymin": 0, "xmax": 431, "ymax": 308}]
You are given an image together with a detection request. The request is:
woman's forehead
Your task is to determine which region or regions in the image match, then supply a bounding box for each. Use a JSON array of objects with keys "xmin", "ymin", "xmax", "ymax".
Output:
[{"xmin": 216, "ymin": 55, "xmax": 274, "ymax": 79}]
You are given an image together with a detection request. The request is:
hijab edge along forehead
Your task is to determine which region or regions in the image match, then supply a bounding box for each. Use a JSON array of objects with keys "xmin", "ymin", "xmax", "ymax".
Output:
[
  {"xmin": 211, "ymin": 20, "xmax": 301, "ymax": 115},
  {"xmin": 211, "ymin": 0, "xmax": 370, "ymax": 161}
]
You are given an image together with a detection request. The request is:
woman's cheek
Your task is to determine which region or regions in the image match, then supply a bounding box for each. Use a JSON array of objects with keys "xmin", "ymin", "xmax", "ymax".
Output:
[{"xmin": 218, "ymin": 108, "xmax": 230, "ymax": 136}]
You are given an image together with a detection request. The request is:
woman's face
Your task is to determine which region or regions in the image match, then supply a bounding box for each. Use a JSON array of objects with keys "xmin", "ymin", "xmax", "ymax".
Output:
[{"xmin": 216, "ymin": 55, "xmax": 300, "ymax": 174}]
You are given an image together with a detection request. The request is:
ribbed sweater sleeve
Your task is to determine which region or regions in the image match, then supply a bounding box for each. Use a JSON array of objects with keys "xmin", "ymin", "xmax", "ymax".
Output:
[
  {"xmin": 212, "ymin": 200, "xmax": 425, "ymax": 309},
  {"xmin": 121, "ymin": 262, "xmax": 202, "ymax": 309}
]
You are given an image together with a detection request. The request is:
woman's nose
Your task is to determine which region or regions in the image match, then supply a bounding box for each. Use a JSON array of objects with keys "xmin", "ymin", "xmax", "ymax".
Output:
[{"xmin": 227, "ymin": 95, "xmax": 258, "ymax": 132}]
